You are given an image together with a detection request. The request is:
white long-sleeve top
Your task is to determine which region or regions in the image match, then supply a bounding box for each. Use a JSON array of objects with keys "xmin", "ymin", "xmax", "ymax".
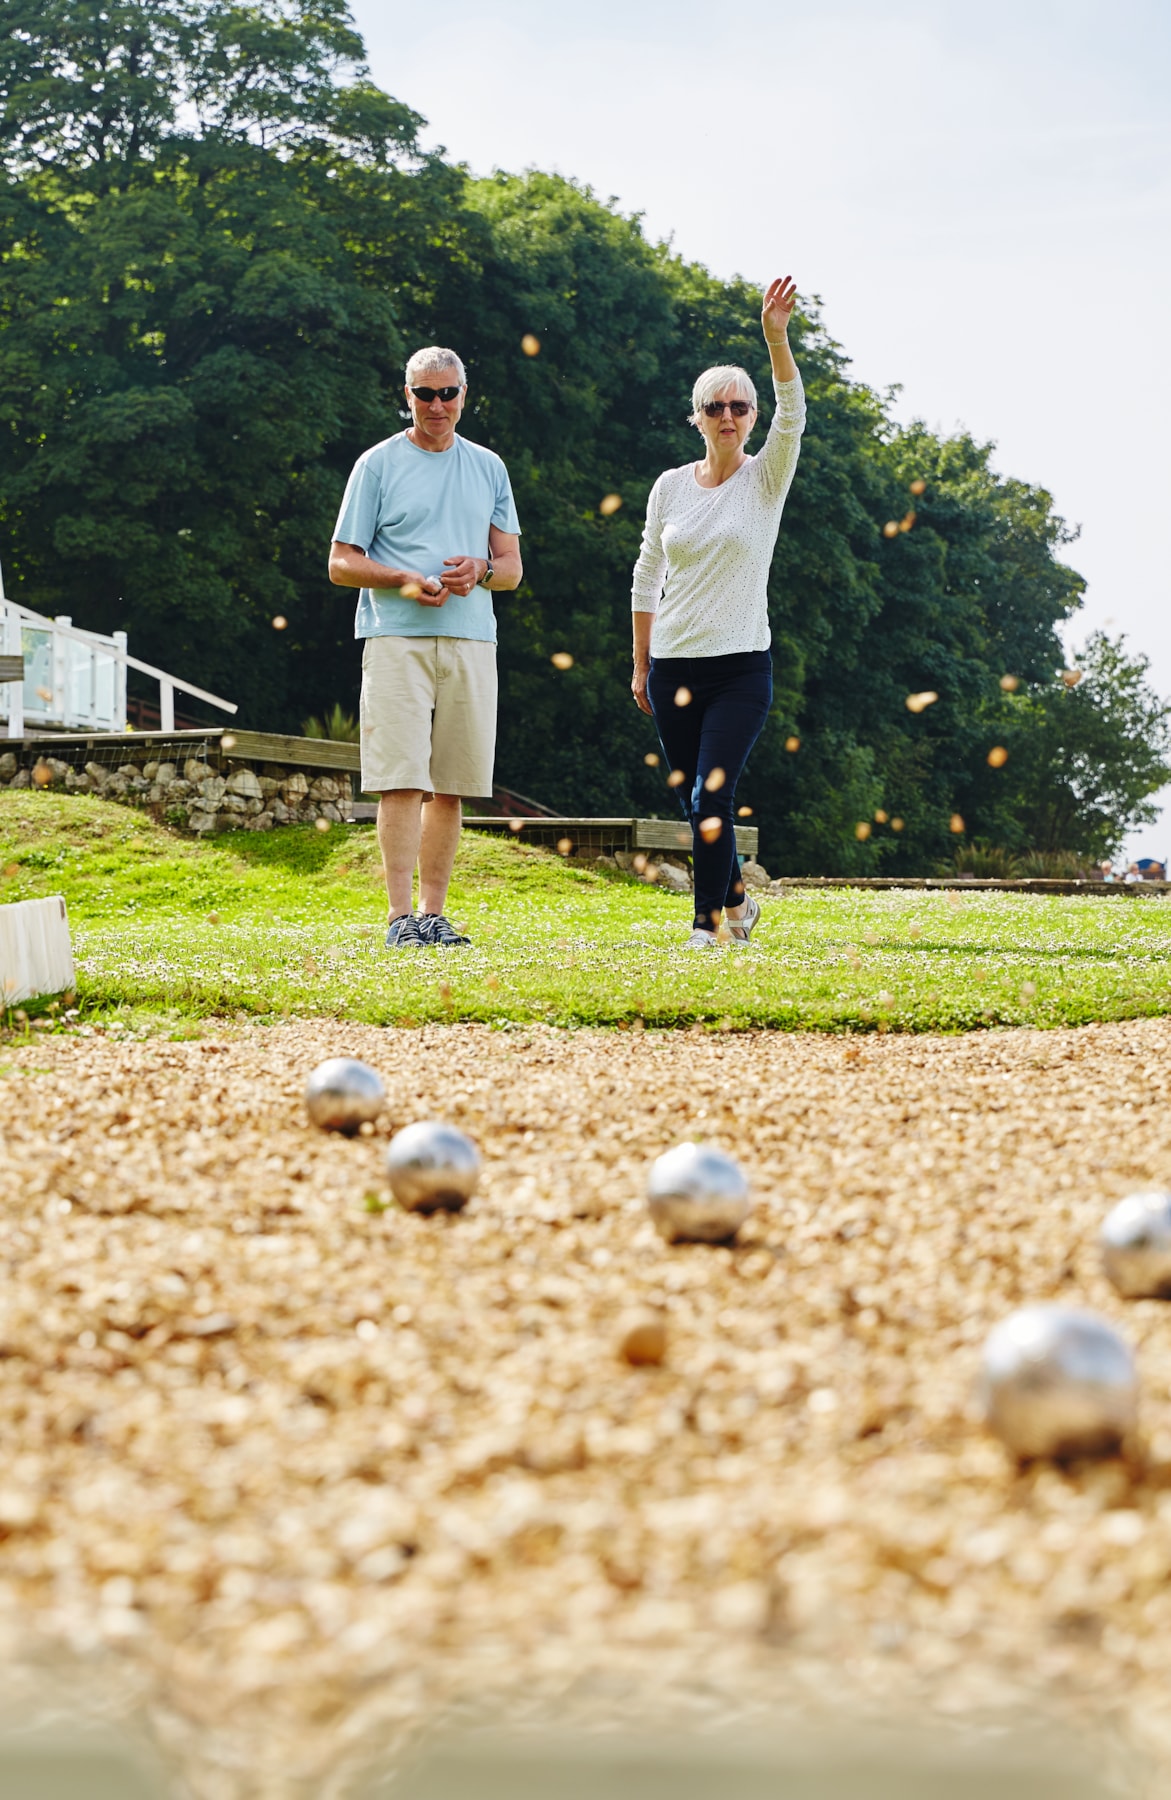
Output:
[{"xmin": 630, "ymin": 371, "xmax": 806, "ymax": 657}]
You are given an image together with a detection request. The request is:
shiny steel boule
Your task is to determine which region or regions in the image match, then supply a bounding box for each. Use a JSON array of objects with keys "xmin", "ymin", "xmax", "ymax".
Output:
[
  {"xmin": 646, "ymin": 1142, "xmax": 751, "ymax": 1243},
  {"xmin": 979, "ymin": 1305, "xmax": 1137, "ymax": 1460},
  {"xmin": 386, "ymin": 1120, "xmax": 481, "ymax": 1214},
  {"xmin": 304, "ymin": 1057, "xmax": 385, "ymax": 1135},
  {"xmin": 1100, "ymin": 1190, "xmax": 1171, "ymax": 1297}
]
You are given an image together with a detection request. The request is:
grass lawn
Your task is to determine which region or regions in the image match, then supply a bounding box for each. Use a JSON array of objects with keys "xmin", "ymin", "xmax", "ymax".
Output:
[{"xmin": 3, "ymin": 789, "xmax": 1171, "ymax": 1033}]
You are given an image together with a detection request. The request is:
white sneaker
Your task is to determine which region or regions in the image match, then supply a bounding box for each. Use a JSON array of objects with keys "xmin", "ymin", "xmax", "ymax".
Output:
[
  {"xmin": 682, "ymin": 928, "xmax": 721, "ymax": 949},
  {"xmin": 725, "ymin": 893, "xmax": 761, "ymax": 944}
]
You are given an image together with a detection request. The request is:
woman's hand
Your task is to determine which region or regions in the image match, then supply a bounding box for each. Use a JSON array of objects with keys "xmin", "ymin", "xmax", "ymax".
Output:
[
  {"xmin": 762, "ymin": 274, "xmax": 798, "ymax": 345},
  {"xmin": 631, "ymin": 662, "xmax": 653, "ymax": 715}
]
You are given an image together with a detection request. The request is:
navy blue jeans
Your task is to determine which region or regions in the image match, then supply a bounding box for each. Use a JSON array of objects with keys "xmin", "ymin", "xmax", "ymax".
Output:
[{"xmin": 647, "ymin": 649, "xmax": 773, "ymax": 931}]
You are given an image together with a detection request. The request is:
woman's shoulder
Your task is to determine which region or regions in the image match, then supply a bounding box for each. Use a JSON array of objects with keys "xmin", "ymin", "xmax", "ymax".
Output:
[{"xmin": 652, "ymin": 462, "xmax": 701, "ymax": 498}]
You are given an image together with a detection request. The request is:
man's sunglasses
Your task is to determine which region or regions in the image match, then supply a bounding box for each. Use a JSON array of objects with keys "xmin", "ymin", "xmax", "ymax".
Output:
[
  {"xmin": 410, "ymin": 385, "xmax": 462, "ymax": 403},
  {"xmin": 702, "ymin": 399, "xmax": 753, "ymax": 418}
]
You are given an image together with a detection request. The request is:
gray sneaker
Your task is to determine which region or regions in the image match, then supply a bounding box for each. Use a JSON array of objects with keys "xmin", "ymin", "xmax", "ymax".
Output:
[
  {"xmin": 725, "ymin": 893, "xmax": 761, "ymax": 943},
  {"xmin": 386, "ymin": 913, "xmax": 426, "ymax": 948},
  {"xmin": 682, "ymin": 928, "xmax": 721, "ymax": 950},
  {"xmin": 419, "ymin": 912, "xmax": 472, "ymax": 947}
]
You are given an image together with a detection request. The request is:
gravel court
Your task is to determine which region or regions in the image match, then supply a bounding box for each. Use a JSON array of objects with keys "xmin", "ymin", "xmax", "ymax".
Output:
[{"xmin": 4, "ymin": 1018, "xmax": 1171, "ymax": 1793}]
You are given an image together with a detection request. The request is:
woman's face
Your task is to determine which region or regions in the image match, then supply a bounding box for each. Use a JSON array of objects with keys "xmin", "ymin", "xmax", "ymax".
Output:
[{"xmin": 698, "ymin": 387, "xmax": 756, "ymax": 455}]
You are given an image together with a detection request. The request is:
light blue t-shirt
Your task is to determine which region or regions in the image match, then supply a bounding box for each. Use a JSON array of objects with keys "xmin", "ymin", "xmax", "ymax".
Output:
[{"xmin": 333, "ymin": 432, "xmax": 521, "ymax": 642}]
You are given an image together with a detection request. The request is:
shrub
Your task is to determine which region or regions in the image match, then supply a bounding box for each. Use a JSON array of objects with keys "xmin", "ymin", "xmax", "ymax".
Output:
[
  {"xmin": 1014, "ymin": 849, "xmax": 1100, "ymax": 880},
  {"xmin": 302, "ymin": 704, "xmax": 360, "ymax": 743},
  {"xmin": 940, "ymin": 841, "xmax": 1020, "ymax": 879}
]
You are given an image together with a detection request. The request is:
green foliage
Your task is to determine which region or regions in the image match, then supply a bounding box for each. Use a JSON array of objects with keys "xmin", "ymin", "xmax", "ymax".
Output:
[
  {"xmin": 0, "ymin": 0, "xmax": 439, "ymax": 722},
  {"xmin": 1014, "ymin": 849, "xmax": 1103, "ymax": 880},
  {"xmin": 0, "ymin": 0, "xmax": 418, "ymax": 178},
  {"xmin": 1, "ymin": 2, "xmax": 1166, "ymax": 869},
  {"xmin": 6, "ymin": 792, "xmax": 1171, "ymax": 1036},
  {"xmin": 988, "ymin": 634, "xmax": 1171, "ymax": 860},
  {"xmin": 943, "ymin": 842, "xmax": 1022, "ymax": 880},
  {"xmin": 940, "ymin": 844, "xmax": 1101, "ymax": 880},
  {"xmin": 302, "ymin": 701, "xmax": 358, "ymax": 740}
]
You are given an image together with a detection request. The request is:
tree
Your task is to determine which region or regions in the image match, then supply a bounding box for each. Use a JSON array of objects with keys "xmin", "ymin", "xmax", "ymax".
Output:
[
  {"xmin": 0, "ymin": 2, "xmax": 1163, "ymax": 873},
  {"xmin": 989, "ymin": 635, "xmax": 1171, "ymax": 860},
  {"xmin": 770, "ymin": 423, "xmax": 1087, "ymax": 873},
  {"xmin": 0, "ymin": 0, "xmax": 434, "ymax": 723},
  {"xmin": 0, "ymin": 1, "xmax": 415, "ymax": 182}
]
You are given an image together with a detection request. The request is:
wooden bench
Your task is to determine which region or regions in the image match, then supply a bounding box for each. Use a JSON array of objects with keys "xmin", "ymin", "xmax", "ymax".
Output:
[{"xmin": 461, "ymin": 815, "xmax": 759, "ymax": 858}]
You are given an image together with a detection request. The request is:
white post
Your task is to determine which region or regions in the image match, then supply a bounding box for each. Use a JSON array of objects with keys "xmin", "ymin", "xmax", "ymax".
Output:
[
  {"xmin": 1, "ymin": 561, "xmax": 22, "ymax": 736},
  {"xmin": 7, "ymin": 653, "xmax": 22, "ymax": 738},
  {"xmin": 53, "ymin": 615, "xmax": 71, "ymax": 726},
  {"xmin": 159, "ymin": 680, "xmax": 175, "ymax": 733},
  {"xmin": 0, "ymin": 895, "xmax": 75, "ymax": 1005},
  {"xmin": 4, "ymin": 596, "xmax": 24, "ymax": 740},
  {"xmin": 112, "ymin": 629, "xmax": 128, "ymax": 730}
]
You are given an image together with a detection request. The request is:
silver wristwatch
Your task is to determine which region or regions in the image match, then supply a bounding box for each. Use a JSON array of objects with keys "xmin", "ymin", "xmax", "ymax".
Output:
[{"xmin": 480, "ymin": 560, "xmax": 494, "ymax": 589}]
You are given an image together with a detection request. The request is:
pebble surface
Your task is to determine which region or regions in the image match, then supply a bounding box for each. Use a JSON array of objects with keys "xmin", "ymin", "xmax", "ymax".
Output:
[{"xmin": 5, "ymin": 1016, "xmax": 1171, "ymax": 1793}]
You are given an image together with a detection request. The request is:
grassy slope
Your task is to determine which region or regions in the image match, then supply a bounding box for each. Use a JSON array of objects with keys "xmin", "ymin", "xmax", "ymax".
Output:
[{"xmin": 3, "ymin": 791, "xmax": 1171, "ymax": 1032}]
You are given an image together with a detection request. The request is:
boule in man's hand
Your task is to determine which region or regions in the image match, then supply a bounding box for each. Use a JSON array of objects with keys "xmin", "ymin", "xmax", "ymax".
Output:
[{"xmin": 400, "ymin": 573, "xmax": 447, "ymax": 604}]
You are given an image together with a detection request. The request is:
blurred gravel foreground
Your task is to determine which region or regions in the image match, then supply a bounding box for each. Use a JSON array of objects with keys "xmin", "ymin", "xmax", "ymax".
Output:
[
  {"xmin": 0, "ymin": 1720, "xmax": 1128, "ymax": 1799},
  {"xmin": 0, "ymin": 1708, "xmax": 166, "ymax": 1797},
  {"xmin": 383, "ymin": 1729, "xmax": 1120, "ymax": 1800},
  {"xmin": 3, "ymin": 1018, "xmax": 1171, "ymax": 1793}
]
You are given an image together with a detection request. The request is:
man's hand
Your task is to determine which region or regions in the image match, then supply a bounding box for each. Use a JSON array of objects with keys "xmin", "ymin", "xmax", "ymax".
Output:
[
  {"xmin": 400, "ymin": 573, "xmax": 447, "ymax": 606},
  {"xmin": 440, "ymin": 555, "xmax": 486, "ymax": 597},
  {"xmin": 631, "ymin": 663, "xmax": 653, "ymax": 715},
  {"xmin": 762, "ymin": 274, "xmax": 798, "ymax": 345}
]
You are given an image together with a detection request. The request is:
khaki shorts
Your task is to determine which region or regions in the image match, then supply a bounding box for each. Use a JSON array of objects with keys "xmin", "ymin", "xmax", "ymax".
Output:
[{"xmin": 359, "ymin": 635, "xmax": 497, "ymax": 798}]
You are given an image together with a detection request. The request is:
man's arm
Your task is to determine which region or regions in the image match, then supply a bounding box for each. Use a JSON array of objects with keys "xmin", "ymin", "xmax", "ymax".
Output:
[
  {"xmin": 487, "ymin": 527, "xmax": 522, "ymax": 591},
  {"xmin": 328, "ymin": 542, "xmax": 444, "ymax": 604},
  {"xmin": 438, "ymin": 528, "xmax": 523, "ymax": 597}
]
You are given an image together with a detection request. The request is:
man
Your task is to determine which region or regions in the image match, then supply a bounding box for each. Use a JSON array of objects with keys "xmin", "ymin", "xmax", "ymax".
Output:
[{"xmin": 329, "ymin": 347, "xmax": 522, "ymax": 947}]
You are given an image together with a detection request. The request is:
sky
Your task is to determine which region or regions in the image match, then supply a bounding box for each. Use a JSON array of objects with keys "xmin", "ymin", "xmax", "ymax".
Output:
[{"xmin": 352, "ymin": 0, "xmax": 1171, "ymax": 859}]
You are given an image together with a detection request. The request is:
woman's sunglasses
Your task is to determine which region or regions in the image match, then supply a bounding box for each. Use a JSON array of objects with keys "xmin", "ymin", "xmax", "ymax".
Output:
[
  {"xmin": 410, "ymin": 385, "xmax": 462, "ymax": 403},
  {"xmin": 702, "ymin": 399, "xmax": 753, "ymax": 418}
]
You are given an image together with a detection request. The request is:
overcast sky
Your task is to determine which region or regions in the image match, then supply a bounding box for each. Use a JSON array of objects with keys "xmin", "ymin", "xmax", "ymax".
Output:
[{"xmin": 352, "ymin": 0, "xmax": 1171, "ymax": 859}]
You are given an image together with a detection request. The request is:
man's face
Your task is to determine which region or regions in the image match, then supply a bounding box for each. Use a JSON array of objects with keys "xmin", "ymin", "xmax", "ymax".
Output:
[{"xmin": 405, "ymin": 369, "xmax": 465, "ymax": 447}]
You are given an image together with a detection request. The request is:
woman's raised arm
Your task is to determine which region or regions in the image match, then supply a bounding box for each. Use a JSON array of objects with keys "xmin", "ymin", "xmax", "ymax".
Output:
[
  {"xmin": 754, "ymin": 274, "xmax": 805, "ymax": 499},
  {"xmin": 762, "ymin": 275, "xmax": 799, "ymax": 384}
]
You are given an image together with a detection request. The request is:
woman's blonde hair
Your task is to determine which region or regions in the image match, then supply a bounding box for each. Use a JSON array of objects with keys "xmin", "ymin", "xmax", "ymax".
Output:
[{"xmin": 688, "ymin": 364, "xmax": 757, "ymax": 428}]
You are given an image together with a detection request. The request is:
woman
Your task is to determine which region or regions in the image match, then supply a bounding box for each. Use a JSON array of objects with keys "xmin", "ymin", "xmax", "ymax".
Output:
[{"xmin": 631, "ymin": 275, "xmax": 805, "ymax": 948}]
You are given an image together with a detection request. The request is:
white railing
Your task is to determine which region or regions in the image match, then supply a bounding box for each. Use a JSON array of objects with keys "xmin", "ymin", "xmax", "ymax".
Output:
[{"xmin": 0, "ymin": 572, "xmax": 236, "ymax": 738}]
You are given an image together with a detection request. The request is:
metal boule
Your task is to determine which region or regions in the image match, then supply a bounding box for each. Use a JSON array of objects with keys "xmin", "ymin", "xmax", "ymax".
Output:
[
  {"xmin": 1100, "ymin": 1189, "xmax": 1171, "ymax": 1297},
  {"xmin": 304, "ymin": 1057, "xmax": 385, "ymax": 1135},
  {"xmin": 386, "ymin": 1120, "xmax": 481, "ymax": 1214},
  {"xmin": 979, "ymin": 1305, "xmax": 1137, "ymax": 1460},
  {"xmin": 646, "ymin": 1142, "xmax": 750, "ymax": 1244}
]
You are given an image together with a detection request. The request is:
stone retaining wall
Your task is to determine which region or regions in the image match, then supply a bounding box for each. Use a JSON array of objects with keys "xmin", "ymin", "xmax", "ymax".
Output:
[{"xmin": 0, "ymin": 746, "xmax": 353, "ymax": 834}]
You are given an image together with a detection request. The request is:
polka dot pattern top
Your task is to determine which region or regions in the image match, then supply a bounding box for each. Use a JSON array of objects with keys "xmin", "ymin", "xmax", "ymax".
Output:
[{"xmin": 630, "ymin": 372, "xmax": 806, "ymax": 658}]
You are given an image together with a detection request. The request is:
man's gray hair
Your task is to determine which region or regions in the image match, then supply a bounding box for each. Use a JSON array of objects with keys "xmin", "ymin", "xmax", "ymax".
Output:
[
  {"xmin": 405, "ymin": 345, "xmax": 467, "ymax": 388},
  {"xmin": 688, "ymin": 363, "xmax": 757, "ymax": 427}
]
